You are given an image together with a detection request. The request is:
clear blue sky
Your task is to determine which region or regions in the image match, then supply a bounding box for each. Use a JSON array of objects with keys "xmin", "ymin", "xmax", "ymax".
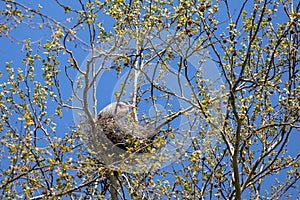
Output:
[{"xmin": 0, "ymin": 0, "xmax": 299, "ymax": 199}]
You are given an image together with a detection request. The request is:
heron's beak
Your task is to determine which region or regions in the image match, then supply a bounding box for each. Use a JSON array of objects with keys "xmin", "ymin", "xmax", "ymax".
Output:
[{"xmin": 129, "ymin": 104, "xmax": 136, "ymax": 109}]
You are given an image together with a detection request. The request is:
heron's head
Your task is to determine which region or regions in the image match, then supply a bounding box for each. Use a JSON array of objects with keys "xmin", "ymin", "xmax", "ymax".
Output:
[{"xmin": 98, "ymin": 101, "xmax": 134, "ymax": 119}]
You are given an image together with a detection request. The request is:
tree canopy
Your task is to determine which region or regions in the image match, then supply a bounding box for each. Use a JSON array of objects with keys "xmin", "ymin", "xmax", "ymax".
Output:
[{"xmin": 0, "ymin": 0, "xmax": 299, "ymax": 199}]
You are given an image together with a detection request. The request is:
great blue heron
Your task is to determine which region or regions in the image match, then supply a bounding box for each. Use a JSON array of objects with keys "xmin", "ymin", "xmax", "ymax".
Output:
[
  {"xmin": 97, "ymin": 101, "xmax": 134, "ymax": 120},
  {"xmin": 84, "ymin": 100, "xmax": 184, "ymax": 158},
  {"xmin": 94, "ymin": 101, "xmax": 155, "ymax": 153}
]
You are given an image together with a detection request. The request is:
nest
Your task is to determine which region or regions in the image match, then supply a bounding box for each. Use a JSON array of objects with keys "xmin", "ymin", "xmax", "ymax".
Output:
[{"xmin": 88, "ymin": 114, "xmax": 158, "ymax": 154}]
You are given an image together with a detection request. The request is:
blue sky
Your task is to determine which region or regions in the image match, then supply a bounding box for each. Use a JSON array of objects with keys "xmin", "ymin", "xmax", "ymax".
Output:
[{"xmin": 0, "ymin": 0, "xmax": 299, "ymax": 199}]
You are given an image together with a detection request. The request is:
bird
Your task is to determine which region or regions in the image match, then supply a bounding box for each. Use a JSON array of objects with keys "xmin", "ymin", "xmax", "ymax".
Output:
[
  {"xmin": 87, "ymin": 101, "xmax": 181, "ymax": 155},
  {"xmin": 93, "ymin": 101, "xmax": 156, "ymax": 153},
  {"xmin": 97, "ymin": 101, "xmax": 133, "ymax": 120}
]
